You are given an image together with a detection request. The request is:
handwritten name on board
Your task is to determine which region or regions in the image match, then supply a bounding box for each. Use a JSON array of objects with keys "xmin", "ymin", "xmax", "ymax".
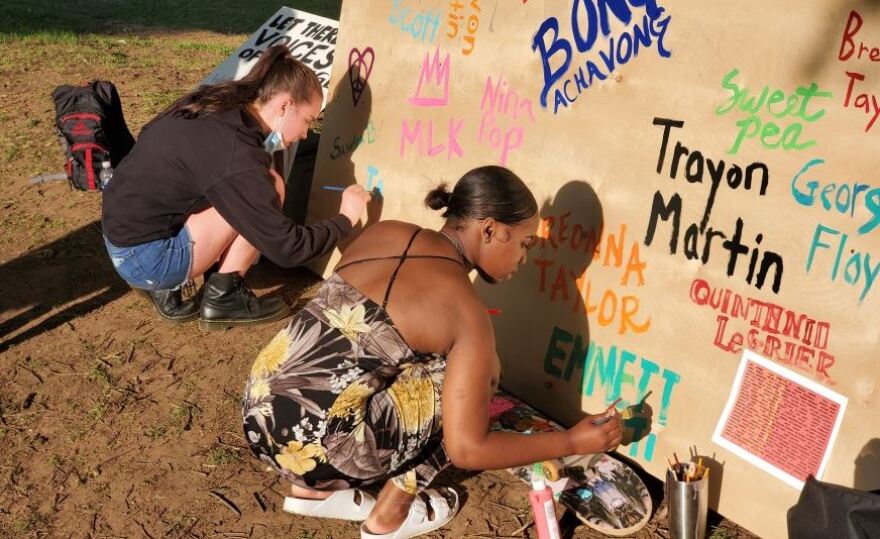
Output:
[
  {"xmin": 646, "ymin": 118, "xmax": 784, "ymax": 294},
  {"xmin": 791, "ymin": 159, "xmax": 880, "ymax": 302},
  {"xmin": 689, "ymin": 277, "xmax": 837, "ymax": 382},
  {"xmin": 532, "ymin": 0, "xmax": 672, "ymax": 113},
  {"xmin": 543, "ymin": 325, "xmax": 683, "ymax": 462},
  {"xmin": 839, "ymin": 10, "xmax": 880, "ymax": 132}
]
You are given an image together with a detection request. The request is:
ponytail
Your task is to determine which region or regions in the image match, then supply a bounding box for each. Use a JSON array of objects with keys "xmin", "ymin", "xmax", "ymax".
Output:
[
  {"xmin": 159, "ymin": 45, "xmax": 321, "ymax": 119},
  {"xmin": 424, "ymin": 184, "xmax": 453, "ymax": 210}
]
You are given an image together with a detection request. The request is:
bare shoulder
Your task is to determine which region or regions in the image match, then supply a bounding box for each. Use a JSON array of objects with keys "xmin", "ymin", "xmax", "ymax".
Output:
[
  {"xmin": 396, "ymin": 265, "xmax": 488, "ymax": 354},
  {"xmin": 430, "ymin": 266, "xmax": 489, "ymax": 332}
]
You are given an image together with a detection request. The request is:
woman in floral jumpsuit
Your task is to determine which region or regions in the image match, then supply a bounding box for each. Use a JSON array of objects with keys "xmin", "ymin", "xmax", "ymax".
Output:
[{"xmin": 243, "ymin": 166, "xmax": 624, "ymax": 538}]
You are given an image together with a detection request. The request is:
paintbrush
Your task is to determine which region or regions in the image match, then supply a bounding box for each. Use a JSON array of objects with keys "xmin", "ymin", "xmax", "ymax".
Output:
[
  {"xmin": 666, "ymin": 458, "xmax": 676, "ymax": 479},
  {"xmin": 593, "ymin": 398, "xmax": 623, "ymax": 425}
]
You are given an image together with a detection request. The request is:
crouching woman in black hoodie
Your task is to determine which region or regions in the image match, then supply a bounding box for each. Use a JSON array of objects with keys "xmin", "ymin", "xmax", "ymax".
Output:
[{"xmin": 102, "ymin": 45, "xmax": 370, "ymax": 330}]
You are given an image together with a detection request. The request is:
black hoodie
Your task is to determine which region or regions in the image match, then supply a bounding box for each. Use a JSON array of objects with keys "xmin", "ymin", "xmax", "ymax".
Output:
[{"xmin": 101, "ymin": 105, "xmax": 351, "ymax": 268}]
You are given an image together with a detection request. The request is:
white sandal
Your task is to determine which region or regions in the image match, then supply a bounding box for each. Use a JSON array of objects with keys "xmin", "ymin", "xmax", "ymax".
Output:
[
  {"xmin": 360, "ymin": 487, "xmax": 460, "ymax": 539},
  {"xmin": 283, "ymin": 488, "xmax": 376, "ymax": 521}
]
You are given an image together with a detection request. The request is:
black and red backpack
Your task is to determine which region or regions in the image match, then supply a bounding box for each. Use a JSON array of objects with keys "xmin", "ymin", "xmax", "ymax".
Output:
[{"xmin": 52, "ymin": 81, "xmax": 135, "ymax": 191}]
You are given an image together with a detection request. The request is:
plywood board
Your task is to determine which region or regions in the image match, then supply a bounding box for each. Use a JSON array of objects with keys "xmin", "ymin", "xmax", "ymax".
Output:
[{"xmin": 306, "ymin": 2, "xmax": 880, "ymax": 537}]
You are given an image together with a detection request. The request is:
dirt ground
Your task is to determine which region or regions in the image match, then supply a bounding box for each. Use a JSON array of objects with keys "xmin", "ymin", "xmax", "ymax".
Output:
[{"xmin": 0, "ymin": 26, "xmax": 760, "ymax": 539}]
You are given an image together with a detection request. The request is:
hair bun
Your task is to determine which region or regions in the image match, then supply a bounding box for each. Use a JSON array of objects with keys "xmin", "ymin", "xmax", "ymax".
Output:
[{"xmin": 424, "ymin": 184, "xmax": 452, "ymax": 211}]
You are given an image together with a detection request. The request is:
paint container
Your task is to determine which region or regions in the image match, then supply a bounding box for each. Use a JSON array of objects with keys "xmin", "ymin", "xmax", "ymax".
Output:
[
  {"xmin": 529, "ymin": 464, "xmax": 561, "ymax": 539},
  {"xmin": 666, "ymin": 466, "xmax": 708, "ymax": 539}
]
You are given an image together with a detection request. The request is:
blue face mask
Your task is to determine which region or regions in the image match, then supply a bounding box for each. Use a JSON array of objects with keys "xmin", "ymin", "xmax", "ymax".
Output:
[
  {"xmin": 263, "ymin": 130, "xmax": 285, "ymax": 153},
  {"xmin": 262, "ymin": 111, "xmax": 289, "ymax": 153}
]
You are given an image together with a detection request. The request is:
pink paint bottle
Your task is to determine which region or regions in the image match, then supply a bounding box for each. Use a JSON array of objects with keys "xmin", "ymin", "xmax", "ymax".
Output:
[{"xmin": 528, "ymin": 464, "xmax": 561, "ymax": 539}]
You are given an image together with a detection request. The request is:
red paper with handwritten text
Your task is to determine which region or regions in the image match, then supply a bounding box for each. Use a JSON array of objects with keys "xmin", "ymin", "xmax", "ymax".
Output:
[{"xmin": 720, "ymin": 359, "xmax": 840, "ymax": 482}]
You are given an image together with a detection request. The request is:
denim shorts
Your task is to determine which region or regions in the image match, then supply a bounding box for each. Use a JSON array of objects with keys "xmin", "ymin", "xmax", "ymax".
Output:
[{"xmin": 104, "ymin": 226, "xmax": 193, "ymax": 291}]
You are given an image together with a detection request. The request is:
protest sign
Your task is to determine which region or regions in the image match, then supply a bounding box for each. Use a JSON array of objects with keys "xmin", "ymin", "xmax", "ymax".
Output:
[{"xmin": 202, "ymin": 6, "xmax": 338, "ymax": 108}]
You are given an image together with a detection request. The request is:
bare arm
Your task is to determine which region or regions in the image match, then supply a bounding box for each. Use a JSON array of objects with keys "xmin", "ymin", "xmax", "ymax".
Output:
[{"xmin": 441, "ymin": 302, "xmax": 622, "ymax": 470}]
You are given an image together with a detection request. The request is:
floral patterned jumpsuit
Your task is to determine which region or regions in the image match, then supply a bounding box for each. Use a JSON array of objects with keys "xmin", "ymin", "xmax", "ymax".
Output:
[{"xmin": 243, "ymin": 229, "xmax": 464, "ymax": 495}]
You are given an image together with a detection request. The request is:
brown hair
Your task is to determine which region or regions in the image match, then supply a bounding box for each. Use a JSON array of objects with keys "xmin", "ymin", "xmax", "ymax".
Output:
[{"xmin": 161, "ymin": 45, "xmax": 321, "ymax": 119}]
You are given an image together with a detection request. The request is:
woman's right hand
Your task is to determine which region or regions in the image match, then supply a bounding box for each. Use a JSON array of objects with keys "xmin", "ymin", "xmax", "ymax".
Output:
[
  {"xmin": 567, "ymin": 403, "xmax": 623, "ymax": 455},
  {"xmin": 339, "ymin": 184, "xmax": 372, "ymax": 226}
]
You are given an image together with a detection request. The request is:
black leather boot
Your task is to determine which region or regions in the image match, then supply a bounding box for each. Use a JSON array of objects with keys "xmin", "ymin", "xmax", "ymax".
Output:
[
  {"xmin": 201, "ymin": 262, "xmax": 220, "ymax": 285},
  {"xmin": 134, "ymin": 288, "xmax": 199, "ymax": 323},
  {"xmin": 198, "ymin": 272, "xmax": 289, "ymax": 331}
]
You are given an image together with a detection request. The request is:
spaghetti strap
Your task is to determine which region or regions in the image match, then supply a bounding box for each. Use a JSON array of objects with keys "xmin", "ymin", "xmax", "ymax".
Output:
[
  {"xmin": 334, "ymin": 228, "xmax": 465, "ymax": 310},
  {"xmin": 381, "ymin": 229, "xmax": 422, "ymax": 310},
  {"xmin": 335, "ymin": 254, "xmax": 462, "ymax": 271}
]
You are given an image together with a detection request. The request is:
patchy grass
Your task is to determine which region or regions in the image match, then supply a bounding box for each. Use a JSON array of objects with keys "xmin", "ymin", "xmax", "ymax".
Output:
[
  {"xmin": 13, "ymin": 510, "xmax": 50, "ymax": 533},
  {"xmin": 205, "ymin": 446, "xmax": 243, "ymax": 466},
  {"xmin": 0, "ymin": 396, "xmax": 21, "ymax": 418},
  {"xmin": 144, "ymin": 425, "xmax": 168, "ymax": 439},
  {"xmin": 87, "ymin": 362, "xmax": 112, "ymax": 389},
  {"xmin": 0, "ymin": 30, "xmax": 80, "ymax": 45},
  {"xmin": 172, "ymin": 41, "xmax": 235, "ymax": 55},
  {"xmin": 3, "ymin": 1, "xmax": 342, "ymax": 37},
  {"xmin": 170, "ymin": 402, "xmax": 200, "ymax": 431},
  {"xmin": 67, "ymin": 426, "xmax": 88, "ymax": 442},
  {"xmin": 709, "ymin": 525, "xmax": 739, "ymax": 539},
  {"xmin": 141, "ymin": 89, "xmax": 185, "ymax": 113},
  {"xmin": 88, "ymin": 401, "xmax": 108, "ymax": 422}
]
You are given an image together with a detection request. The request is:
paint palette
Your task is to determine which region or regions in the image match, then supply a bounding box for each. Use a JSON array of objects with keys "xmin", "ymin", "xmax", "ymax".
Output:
[{"xmin": 490, "ymin": 392, "xmax": 653, "ymax": 537}]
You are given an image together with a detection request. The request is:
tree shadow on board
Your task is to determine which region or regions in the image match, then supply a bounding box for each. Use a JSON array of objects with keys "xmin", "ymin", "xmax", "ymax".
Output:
[
  {"xmin": 250, "ymin": 62, "xmax": 381, "ymax": 288},
  {"xmin": 300, "ymin": 58, "xmax": 382, "ymax": 279},
  {"xmin": 855, "ymin": 438, "xmax": 880, "ymax": 494},
  {"xmin": 800, "ymin": 0, "xmax": 880, "ymax": 78}
]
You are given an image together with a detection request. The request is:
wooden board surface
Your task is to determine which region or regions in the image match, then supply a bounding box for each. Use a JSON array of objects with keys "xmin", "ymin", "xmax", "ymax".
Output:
[{"xmin": 305, "ymin": 2, "xmax": 880, "ymax": 537}]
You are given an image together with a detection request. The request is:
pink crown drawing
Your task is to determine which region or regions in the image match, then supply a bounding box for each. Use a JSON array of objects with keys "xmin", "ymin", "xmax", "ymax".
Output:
[{"xmin": 408, "ymin": 47, "xmax": 451, "ymax": 107}]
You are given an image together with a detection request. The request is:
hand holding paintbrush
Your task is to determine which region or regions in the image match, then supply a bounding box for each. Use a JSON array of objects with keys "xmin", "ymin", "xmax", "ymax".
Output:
[{"xmin": 568, "ymin": 400, "xmax": 623, "ymax": 454}]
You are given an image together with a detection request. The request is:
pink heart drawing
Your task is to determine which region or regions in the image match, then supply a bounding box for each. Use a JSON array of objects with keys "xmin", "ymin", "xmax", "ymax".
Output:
[{"xmin": 348, "ymin": 47, "xmax": 375, "ymax": 107}]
